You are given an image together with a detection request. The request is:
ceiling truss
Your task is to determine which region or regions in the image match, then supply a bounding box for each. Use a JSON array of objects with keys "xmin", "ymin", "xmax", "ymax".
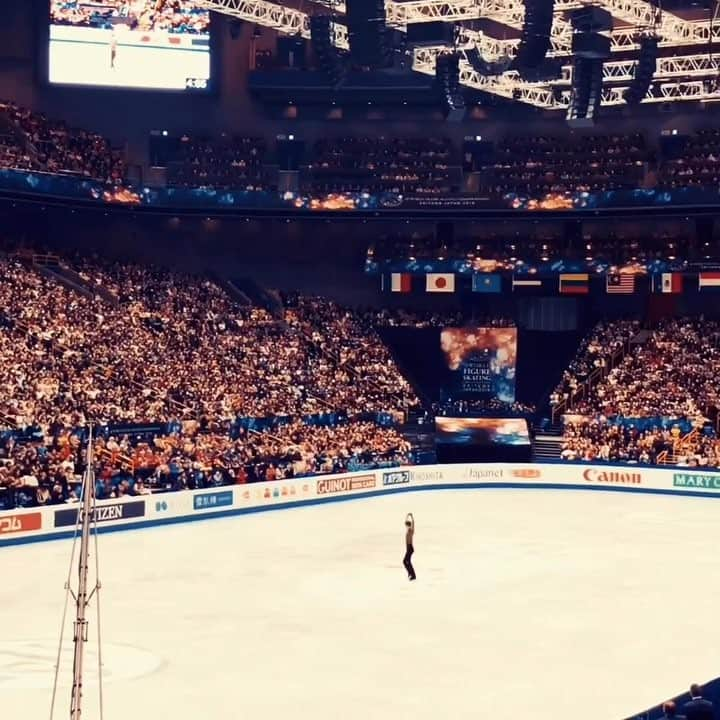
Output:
[{"xmin": 199, "ymin": 0, "xmax": 720, "ymax": 109}]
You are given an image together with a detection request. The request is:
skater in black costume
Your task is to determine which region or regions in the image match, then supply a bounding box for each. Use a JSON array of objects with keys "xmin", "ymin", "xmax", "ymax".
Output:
[{"xmin": 403, "ymin": 513, "xmax": 416, "ymax": 581}]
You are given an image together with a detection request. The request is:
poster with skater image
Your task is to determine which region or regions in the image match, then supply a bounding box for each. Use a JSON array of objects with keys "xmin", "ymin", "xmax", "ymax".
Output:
[{"xmin": 440, "ymin": 327, "xmax": 517, "ymax": 402}]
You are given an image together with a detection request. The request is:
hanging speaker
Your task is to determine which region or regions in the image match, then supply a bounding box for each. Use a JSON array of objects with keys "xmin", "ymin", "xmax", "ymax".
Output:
[
  {"xmin": 310, "ymin": 16, "xmax": 346, "ymax": 88},
  {"xmin": 624, "ymin": 36, "xmax": 658, "ymax": 105}
]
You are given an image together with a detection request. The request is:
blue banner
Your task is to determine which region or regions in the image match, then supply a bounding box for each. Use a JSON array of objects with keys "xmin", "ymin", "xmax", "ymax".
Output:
[{"xmin": 193, "ymin": 491, "xmax": 233, "ymax": 511}]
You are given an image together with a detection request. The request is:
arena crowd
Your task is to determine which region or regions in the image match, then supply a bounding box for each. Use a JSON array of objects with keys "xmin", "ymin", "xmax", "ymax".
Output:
[
  {"xmin": 555, "ymin": 318, "xmax": 720, "ymax": 467},
  {"xmin": 0, "ymin": 253, "xmax": 417, "ymax": 509}
]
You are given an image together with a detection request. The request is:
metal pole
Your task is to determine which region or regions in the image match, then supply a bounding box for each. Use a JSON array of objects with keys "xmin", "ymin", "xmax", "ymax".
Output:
[{"xmin": 70, "ymin": 427, "xmax": 96, "ymax": 720}]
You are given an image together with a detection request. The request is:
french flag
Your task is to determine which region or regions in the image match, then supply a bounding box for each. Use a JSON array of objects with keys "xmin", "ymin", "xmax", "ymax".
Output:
[
  {"xmin": 699, "ymin": 272, "xmax": 720, "ymax": 291},
  {"xmin": 390, "ymin": 273, "xmax": 412, "ymax": 293}
]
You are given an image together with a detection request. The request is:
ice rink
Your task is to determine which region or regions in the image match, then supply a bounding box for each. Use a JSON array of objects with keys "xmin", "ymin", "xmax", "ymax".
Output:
[{"xmin": 2, "ymin": 487, "xmax": 719, "ymax": 720}]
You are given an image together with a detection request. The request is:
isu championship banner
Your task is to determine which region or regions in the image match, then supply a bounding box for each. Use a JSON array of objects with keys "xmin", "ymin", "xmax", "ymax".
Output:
[{"xmin": 441, "ymin": 327, "xmax": 517, "ymax": 401}]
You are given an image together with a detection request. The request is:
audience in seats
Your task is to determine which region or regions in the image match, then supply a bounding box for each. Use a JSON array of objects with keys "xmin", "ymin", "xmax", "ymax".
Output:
[
  {"xmin": 0, "ymin": 252, "xmax": 420, "ymax": 508},
  {"xmin": 551, "ymin": 320, "xmax": 640, "ymax": 407},
  {"xmin": 479, "ymin": 133, "xmax": 649, "ymax": 196},
  {"xmin": 558, "ymin": 319, "xmax": 720, "ymax": 468},
  {"xmin": 1, "ymin": 421, "xmax": 411, "ymax": 509},
  {"xmin": 566, "ymin": 319, "xmax": 720, "ymax": 419},
  {"xmin": 305, "ymin": 136, "xmax": 455, "ymax": 195},
  {"xmin": 3, "ymin": 103, "xmax": 125, "ymax": 184},
  {"xmin": 50, "ymin": 0, "xmax": 210, "ymax": 34},
  {"xmin": 166, "ymin": 135, "xmax": 266, "ymax": 190},
  {"xmin": 661, "ymin": 128, "xmax": 720, "ymax": 189}
]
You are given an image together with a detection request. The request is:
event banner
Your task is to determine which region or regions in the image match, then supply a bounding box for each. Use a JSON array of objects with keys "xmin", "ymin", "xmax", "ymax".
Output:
[{"xmin": 440, "ymin": 327, "xmax": 517, "ymax": 401}]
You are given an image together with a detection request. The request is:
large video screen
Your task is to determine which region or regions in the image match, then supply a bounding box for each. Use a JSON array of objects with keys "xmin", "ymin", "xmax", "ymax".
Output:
[
  {"xmin": 440, "ymin": 327, "xmax": 517, "ymax": 402},
  {"xmin": 435, "ymin": 417, "xmax": 530, "ymax": 446},
  {"xmin": 49, "ymin": 1, "xmax": 211, "ymax": 91}
]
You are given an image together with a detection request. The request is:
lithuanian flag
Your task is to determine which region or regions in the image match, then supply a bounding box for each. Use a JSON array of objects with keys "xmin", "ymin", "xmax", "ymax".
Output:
[{"xmin": 559, "ymin": 273, "xmax": 590, "ymax": 295}]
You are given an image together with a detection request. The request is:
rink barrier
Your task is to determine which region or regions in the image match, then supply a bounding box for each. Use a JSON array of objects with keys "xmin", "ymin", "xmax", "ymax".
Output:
[{"xmin": 2, "ymin": 462, "xmax": 720, "ymax": 546}]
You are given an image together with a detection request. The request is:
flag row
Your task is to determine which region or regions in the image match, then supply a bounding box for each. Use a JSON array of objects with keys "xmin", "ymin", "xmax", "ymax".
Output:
[{"xmin": 381, "ymin": 272, "xmax": 720, "ymax": 294}]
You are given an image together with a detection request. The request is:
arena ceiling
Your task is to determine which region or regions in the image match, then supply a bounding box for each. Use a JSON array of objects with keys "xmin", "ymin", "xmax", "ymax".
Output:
[{"xmin": 197, "ymin": 0, "xmax": 720, "ymax": 109}]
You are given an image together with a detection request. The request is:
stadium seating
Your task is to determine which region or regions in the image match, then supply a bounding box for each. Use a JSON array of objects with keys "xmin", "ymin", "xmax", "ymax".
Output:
[
  {"xmin": 0, "ymin": 253, "xmax": 417, "ymax": 509},
  {"xmin": 554, "ymin": 319, "xmax": 720, "ymax": 467}
]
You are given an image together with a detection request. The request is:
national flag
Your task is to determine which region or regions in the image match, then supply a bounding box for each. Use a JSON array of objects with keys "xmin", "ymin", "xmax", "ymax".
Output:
[
  {"xmin": 606, "ymin": 274, "xmax": 635, "ymax": 294},
  {"xmin": 426, "ymin": 273, "xmax": 455, "ymax": 293},
  {"xmin": 389, "ymin": 273, "xmax": 411, "ymax": 293},
  {"xmin": 652, "ymin": 273, "xmax": 683, "ymax": 294},
  {"xmin": 512, "ymin": 276, "xmax": 545, "ymax": 293},
  {"xmin": 472, "ymin": 273, "xmax": 502, "ymax": 293},
  {"xmin": 698, "ymin": 272, "xmax": 720, "ymax": 291},
  {"xmin": 559, "ymin": 273, "xmax": 589, "ymax": 295}
]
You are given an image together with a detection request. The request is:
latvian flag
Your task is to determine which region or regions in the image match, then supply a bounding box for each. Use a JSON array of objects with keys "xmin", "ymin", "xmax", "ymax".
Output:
[
  {"xmin": 426, "ymin": 273, "xmax": 455, "ymax": 293},
  {"xmin": 385, "ymin": 273, "xmax": 412, "ymax": 293},
  {"xmin": 698, "ymin": 272, "xmax": 720, "ymax": 291},
  {"xmin": 559, "ymin": 273, "xmax": 589, "ymax": 295},
  {"xmin": 652, "ymin": 273, "xmax": 683, "ymax": 294}
]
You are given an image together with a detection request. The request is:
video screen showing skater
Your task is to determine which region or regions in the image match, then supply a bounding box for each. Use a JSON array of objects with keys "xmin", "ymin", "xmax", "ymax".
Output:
[
  {"xmin": 48, "ymin": 1, "xmax": 211, "ymax": 91},
  {"xmin": 435, "ymin": 417, "xmax": 530, "ymax": 446},
  {"xmin": 440, "ymin": 327, "xmax": 517, "ymax": 402}
]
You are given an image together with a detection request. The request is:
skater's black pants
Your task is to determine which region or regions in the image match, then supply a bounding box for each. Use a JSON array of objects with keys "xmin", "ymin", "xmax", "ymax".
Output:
[{"xmin": 403, "ymin": 544, "xmax": 416, "ymax": 579}]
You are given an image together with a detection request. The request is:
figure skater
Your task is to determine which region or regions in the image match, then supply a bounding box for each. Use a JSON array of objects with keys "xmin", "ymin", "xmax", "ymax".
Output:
[{"xmin": 403, "ymin": 513, "xmax": 416, "ymax": 581}]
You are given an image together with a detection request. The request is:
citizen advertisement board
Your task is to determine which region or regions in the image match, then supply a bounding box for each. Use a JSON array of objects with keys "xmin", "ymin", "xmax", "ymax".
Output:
[
  {"xmin": 193, "ymin": 491, "xmax": 233, "ymax": 511},
  {"xmin": 383, "ymin": 470, "xmax": 411, "ymax": 486},
  {"xmin": 317, "ymin": 475, "xmax": 376, "ymax": 495},
  {"xmin": 54, "ymin": 500, "xmax": 146, "ymax": 528},
  {"xmin": 0, "ymin": 512, "xmax": 42, "ymax": 535}
]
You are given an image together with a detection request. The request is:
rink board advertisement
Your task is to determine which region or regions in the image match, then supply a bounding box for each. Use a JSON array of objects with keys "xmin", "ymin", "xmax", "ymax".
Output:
[
  {"xmin": 440, "ymin": 327, "xmax": 517, "ymax": 402},
  {"xmin": 54, "ymin": 499, "xmax": 146, "ymax": 528},
  {"xmin": 3, "ymin": 462, "xmax": 720, "ymax": 545},
  {"xmin": 48, "ymin": 1, "xmax": 212, "ymax": 91}
]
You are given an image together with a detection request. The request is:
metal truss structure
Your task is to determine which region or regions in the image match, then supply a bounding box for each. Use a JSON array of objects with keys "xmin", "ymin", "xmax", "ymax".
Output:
[
  {"xmin": 309, "ymin": 0, "xmax": 719, "ymax": 52},
  {"xmin": 200, "ymin": 0, "xmax": 720, "ymax": 109}
]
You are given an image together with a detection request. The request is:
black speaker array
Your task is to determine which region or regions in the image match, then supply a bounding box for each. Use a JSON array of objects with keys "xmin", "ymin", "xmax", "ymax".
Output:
[
  {"xmin": 309, "ymin": 16, "xmax": 346, "ymax": 88},
  {"xmin": 625, "ymin": 35, "xmax": 658, "ymax": 105},
  {"xmin": 566, "ymin": 6, "xmax": 612, "ymax": 125},
  {"xmin": 346, "ymin": 0, "xmax": 391, "ymax": 68},
  {"xmin": 566, "ymin": 57, "xmax": 604, "ymax": 125},
  {"xmin": 511, "ymin": 0, "xmax": 555, "ymax": 76},
  {"xmin": 436, "ymin": 52, "xmax": 465, "ymax": 121}
]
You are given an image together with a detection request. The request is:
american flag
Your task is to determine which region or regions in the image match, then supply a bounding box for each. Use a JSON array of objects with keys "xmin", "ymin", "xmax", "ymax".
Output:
[{"xmin": 606, "ymin": 273, "xmax": 636, "ymax": 294}]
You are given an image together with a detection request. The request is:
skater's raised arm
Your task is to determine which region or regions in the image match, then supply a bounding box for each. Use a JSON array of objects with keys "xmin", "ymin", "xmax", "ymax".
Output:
[{"xmin": 406, "ymin": 513, "xmax": 414, "ymax": 529}]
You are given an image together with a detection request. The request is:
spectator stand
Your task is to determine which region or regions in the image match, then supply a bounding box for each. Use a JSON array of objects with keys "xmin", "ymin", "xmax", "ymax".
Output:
[{"xmin": 550, "ymin": 322, "xmax": 645, "ymax": 425}]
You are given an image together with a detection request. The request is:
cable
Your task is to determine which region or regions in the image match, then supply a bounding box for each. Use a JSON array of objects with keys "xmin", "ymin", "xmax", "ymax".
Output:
[{"xmin": 93, "ymin": 496, "xmax": 105, "ymax": 720}]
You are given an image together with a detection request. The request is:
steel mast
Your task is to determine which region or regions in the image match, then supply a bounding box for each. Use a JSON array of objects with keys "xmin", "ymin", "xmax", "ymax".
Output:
[{"xmin": 69, "ymin": 426, "xmax": 101, "ymax": 720}]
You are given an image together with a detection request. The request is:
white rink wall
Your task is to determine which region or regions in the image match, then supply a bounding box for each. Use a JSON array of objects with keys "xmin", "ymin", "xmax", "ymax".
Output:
[{"xmin": 2, "ymin": 462, "xmax": 720, "ymax": 546}]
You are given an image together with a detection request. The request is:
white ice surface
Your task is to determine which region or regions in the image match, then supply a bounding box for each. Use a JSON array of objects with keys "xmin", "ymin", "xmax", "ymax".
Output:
[{"xmin": 1, "ymin": 488, "xmax": 718, "ymax": 720}]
